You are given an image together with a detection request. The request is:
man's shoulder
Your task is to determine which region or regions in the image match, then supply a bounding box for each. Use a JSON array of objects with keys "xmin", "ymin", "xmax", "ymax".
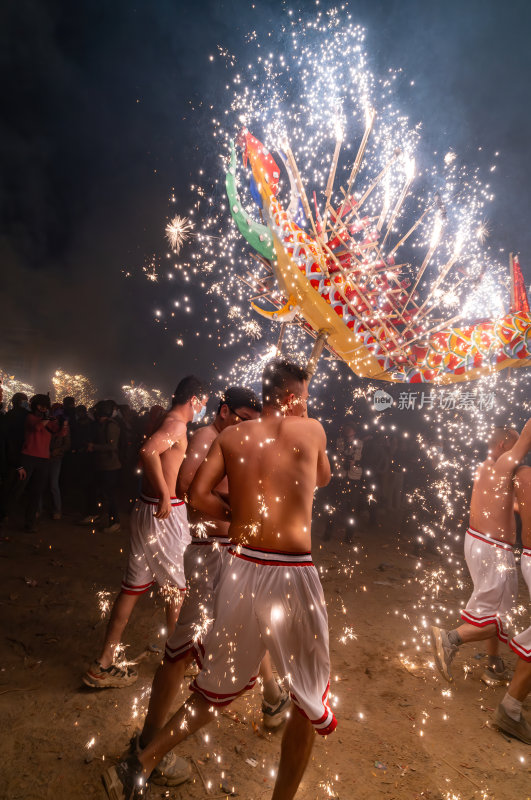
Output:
[
  {"xmin": 190, "ymin": 424, "xmax": 217, "ymax": 447},
  {"xmin": 218, "ymin": 419, "xmax": 258, "ymax": 440},
  {"xmin": 159, "ymin": 410, "xmax": 186, "ymax": 432},
  {"xmin": 289, "ymin": 416, "xmax": 325, "ymax": 436}
]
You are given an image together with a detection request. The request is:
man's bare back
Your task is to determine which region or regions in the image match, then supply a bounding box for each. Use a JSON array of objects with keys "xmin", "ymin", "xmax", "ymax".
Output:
[
  {"xmin": 470, "ymin": 421, "xmax": 531, "ymax": 544},
  {"xmin": 177, "ymin": 423, "xmax": 229, "ymax": 538},
  {"xmin": 469, "ymin": 457, "xmax": 517, "ymax": 544},
  {"xmin": 140, "ymin": 408, "xmax": 188, "ymax": 518},
  {"xmin": 515, "ymin": 466, "xmax": 531, "ymax": 549},
  {"xmin": 191, "ymin": 414, "xmax": 330, "ymax": 553}
]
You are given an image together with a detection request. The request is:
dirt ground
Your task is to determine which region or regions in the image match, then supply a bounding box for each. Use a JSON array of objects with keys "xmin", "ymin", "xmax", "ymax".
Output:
[{"xmin": 1, "ymin": 508, "xmax": 530, "ymax": 800}]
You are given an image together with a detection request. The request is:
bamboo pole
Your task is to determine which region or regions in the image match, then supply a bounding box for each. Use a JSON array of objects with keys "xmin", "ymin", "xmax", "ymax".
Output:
[
  {"xmin": 380, "ymin": 157, "xmax": 415, "ymax": 249},
  {"xmin": 337, "ymin": 107, "xmax": 376, "ymax": 219},
  {"xmin": 276, "ymin": 322, "xmax": 286, "ymax": 354},
  {"xmin": 387, "ymin": 202, "xmax": 435, "ymax": 258},
  {"xmin": 306, "ymin": 330, "xmax": 329, "ymax": 379},
  {"xmin": 322, "ymin": 134, "xmax": 343, "ymax": 237}
]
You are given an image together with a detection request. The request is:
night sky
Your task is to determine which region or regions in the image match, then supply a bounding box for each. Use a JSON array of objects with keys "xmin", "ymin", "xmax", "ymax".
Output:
[{"xmin": 1, "ymin": 0, "xmax": 530, "ymax": 397}]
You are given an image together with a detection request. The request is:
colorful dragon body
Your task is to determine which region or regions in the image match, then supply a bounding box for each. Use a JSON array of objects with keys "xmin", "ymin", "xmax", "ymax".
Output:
[{"xmin": 226, "ymin": 130, "xmax": 531, "ymax": 384}]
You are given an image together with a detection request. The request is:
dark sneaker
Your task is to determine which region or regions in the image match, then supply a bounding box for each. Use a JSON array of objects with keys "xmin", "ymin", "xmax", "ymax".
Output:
[
  {"xmin": 83, "ymin": 660, "xmax": 138, "ymax": 689},
  {"xmin": 481, "ymin": 666, "xmax": 513, "ymax": 687},
  {"xmin": 262, "ymin": 688, "xmax": 291, "ymax": 730},
  {"xmin": 493, "ymin": 703, "xmax": 531, "ymax": 744},
  {"xmin": 430, "ymin": 625, "xmax": 458, "ymax": 682},
  {"xmin": 102, "ymin": 757, "xmax": 150, "ymax": 799},
  {"xmin": 129, "ymin": 733, "xmax": 191, "ymax": 787}
]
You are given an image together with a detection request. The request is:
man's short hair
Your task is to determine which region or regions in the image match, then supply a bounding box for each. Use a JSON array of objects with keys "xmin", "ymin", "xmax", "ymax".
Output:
[
  {"xmin": 30, "ymin": 394, "xmax": 51, "ymax": 412},
  {"xmin": 63, "ymin": 396, "xmax": 76, "ymax": 408},
  {"xmin": 218, "ymin": 386, "xmax": 262, "ymax": 414},
  {"xmin": 262, "ymin": 358, "xmax": 309, "ymax": 405},
  {"xmin": 172, "ymin": 376, "xmax": 209, "ymax": 407}
]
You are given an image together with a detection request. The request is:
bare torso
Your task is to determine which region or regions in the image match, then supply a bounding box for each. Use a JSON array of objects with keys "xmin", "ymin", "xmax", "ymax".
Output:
[
  {"xmin": 178, "ymin": 423, "xmax": 229, "ymax": 538},
  {"xmin": 515, "ymin": 466, "xmax": 531, "ymax": 549},
  {"xmin": 220, "ymin": 415, "xmax": 327, "ymax": 552},
  {"xmin": 141, "ymin": 409, "xmax": 188, "ymax": 499},
  {"xmin": 469, "ymin": 457, "xmax": 516, "ymax": 544}
]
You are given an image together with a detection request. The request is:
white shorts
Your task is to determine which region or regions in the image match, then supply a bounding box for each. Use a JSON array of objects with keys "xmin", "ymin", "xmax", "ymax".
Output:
[
  {"xmin": 164, "ymin": 537, "xmax": 231, "ymax": 663},
  {"xmin": 121, "ymin": 495, "xmax": 191, "ymax": 596},
  {"xmin": 191, "ymin": 545, "xmax": 337, "ymax": 736},
  {"xmin": 510, "ymin": 547, "xmax": 531, "ymax": 662},
  {"xmin": 460, "ymin": 527, "xmax": 518, "ymax": 642}
]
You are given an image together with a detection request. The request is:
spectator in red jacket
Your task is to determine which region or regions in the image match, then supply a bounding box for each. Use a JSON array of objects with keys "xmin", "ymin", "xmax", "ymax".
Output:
[{"xmin": 19, "ymin": 394, "xmax": 60, "ymax": 531}]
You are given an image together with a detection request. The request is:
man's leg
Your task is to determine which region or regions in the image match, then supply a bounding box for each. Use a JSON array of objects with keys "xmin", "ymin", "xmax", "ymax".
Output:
[
  {"xmin": 141, "ymin": 655, "xmax": 191, "ymax": 743},
  {"xmin": 431, "ymin": 621, "xmax": 497, "ymax": 681},
  {"xmin": 165, "ymin": 596, "xmax": 184, "ymax": 634},
  {"xmin": 505, "ymin": 657, "xmax": 531, "ymax": 703},
  {"xmin": 454, "ymin": 621, "xmax": 497, "ymax": 643},
  {"xmin": 259, "ymin": 651, "xmax": 281, "ymax": 705},
  {"xmin": 84, "ymin": 590, "xmax": 140, "ymax": 689},
  {"xmin": 271, "ymin": 711, "xmax": 314, "ymax": 800},
  {"xmin": 49, "ymin": 458, "xmax": 62, "ymax": 516},
  {"xmin": 102, "ymin": 692, "xmax": 215, "ymax": 798},
  {"xmin": 25, "ymin": 458, "xmax": 48, "ymax": 529},
  {"xmin": 98, "ymin": 591, "xmax": 140, "ymax": 668},
  {"xmin": 494, "ymin": 658, "xmax": 531, "ymax": 744},
  {"xmin": 139, "ymin": 692, "xmax": 215, "ymax": 774}
]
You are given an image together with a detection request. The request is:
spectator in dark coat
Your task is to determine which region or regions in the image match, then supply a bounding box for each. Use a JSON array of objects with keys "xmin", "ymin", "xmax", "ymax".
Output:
[{"xmin": 82, "ymin": 400, "xmax": 122, "ymax": 533}]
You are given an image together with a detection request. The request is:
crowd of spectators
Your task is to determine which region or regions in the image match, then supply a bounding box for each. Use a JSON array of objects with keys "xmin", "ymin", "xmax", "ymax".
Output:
[
  {"xmin": 0, "ymin": 385, "xmax": 421, "ymax": 539},
  {"xmin": 0, "ymin": 388, "xmax": 163, "ymax": 533}
]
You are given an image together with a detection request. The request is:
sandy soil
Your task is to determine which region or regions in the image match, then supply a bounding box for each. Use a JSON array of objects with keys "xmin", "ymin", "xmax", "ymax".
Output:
[{"xmin": 1, "ymin": 509, "xmax": 530, "ymax": 800}]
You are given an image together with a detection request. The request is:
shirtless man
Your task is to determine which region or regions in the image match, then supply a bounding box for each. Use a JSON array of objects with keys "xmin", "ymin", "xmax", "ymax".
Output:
[
  {"xmin": 493, "ymin": 462, "xmax": 531, "ymax": 743},
  {"xmin": 431, "ymin": 421, "xmax": 531, "ymax": 684},
  {"xmin": 102, "ymin": 358, "xmax": 333, "ymax": 800},
  {"xmin": 83, "ymin": 376, "xmax": 208, "ymax": 689},
  {"xmin": 131, "ymin": 386, "xmax": 289, "ymax": 788}
]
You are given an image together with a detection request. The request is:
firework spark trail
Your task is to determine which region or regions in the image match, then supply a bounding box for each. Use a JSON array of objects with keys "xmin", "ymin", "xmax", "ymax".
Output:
[
  {"xmin": 0, "ymin": 372, "xmax": 35, "ymax": 406},
  {"xmin": 52, "ymin": 370, "xmax": 98, "ymax": 406},
  {"xmin": 166, "ymin": 215, "xmax": 194, "ymax": 253},
  {"xmin": 121, "ymin": 383, "xmax": 167, "ymax": 411}
]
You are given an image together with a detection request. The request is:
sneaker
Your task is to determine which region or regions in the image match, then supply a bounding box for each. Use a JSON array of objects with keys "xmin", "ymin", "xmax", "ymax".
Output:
[
  {"xmin": 129, "ymin": 733, "xmax": 191, "ymax": 787},
  {"xmin": 493, "ymin": 703, "xmax": 531, "ymax": 744},
  {"xmin": 80, "ymin": 514, "xmax": 100, "ymax": 525},
  {"xmin": 103, "ymin": 522, "xmax": 121, "ymax": 533},
  {"xmin": 481, "ymin": 666, "xmax": 513, "ymax": 687},
  {"xmin": 430, "ymin": 625, "xmax": 458, "ymax": 682},
  {"xmin": 262, "ymin": 687, "xmax": 291, "ymax": 730},
  {"xmin": 102, "ymin": 756, "xmax": 149, "ymax": 799},
  {"xmin": 83, "ymin": 660, "xmax": 138, "ymax": 689}
]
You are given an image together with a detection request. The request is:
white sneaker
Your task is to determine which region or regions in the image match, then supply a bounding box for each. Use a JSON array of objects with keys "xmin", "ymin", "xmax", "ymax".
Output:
[
  {"xmin": 262, "ymin": 687, "xmax": 291, "ymax": 729},
  {"xmin": 430, "ymin": 626, "xmax": 458, "ymax": 682}
]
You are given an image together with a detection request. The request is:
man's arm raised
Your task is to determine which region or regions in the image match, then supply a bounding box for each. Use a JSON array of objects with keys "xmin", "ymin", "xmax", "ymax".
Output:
[
  {"xmin": 189, "ymin": 438, "xmax": 231, "ymax": 523},
  {"xmin": 140, "ymin": 417, "xmax": 186, "ymax": 519},
  {"xmin": 496, "ymin": 418, "xmax": 531, "ymax": 478}
]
